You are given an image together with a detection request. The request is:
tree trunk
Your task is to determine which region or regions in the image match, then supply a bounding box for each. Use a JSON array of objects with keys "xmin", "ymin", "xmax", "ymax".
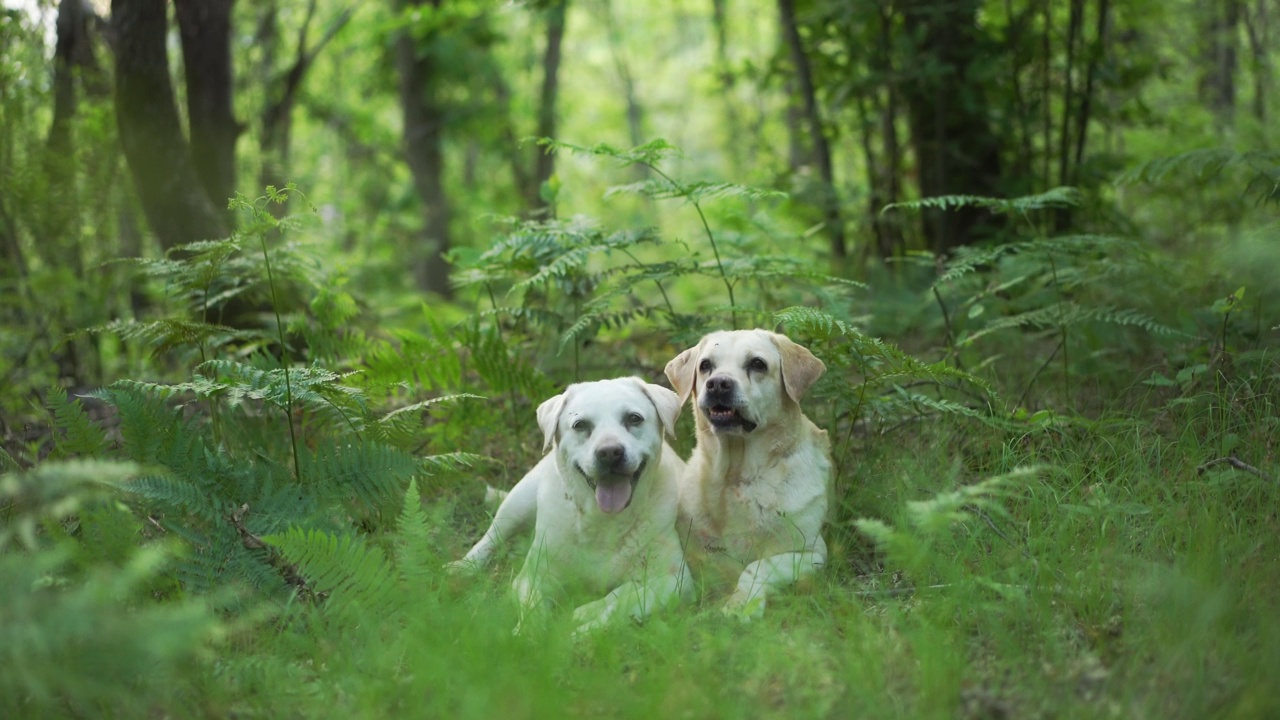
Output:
[
  {"xmin": 529, "ymin": 0, "xmax": 567, "ymax": 215},
  {"xmin": 174, "ymin": 0, "xmax": 239, "ymax": 220},
  {"xmin": 1200, "ymin": 0, "xmax": 1240, "ymax": 125},
  {"xmin": 396, "ymin": 0, "xmax": 453, "ymax": 298},
  {"xmin": 259, "ymin": 1, "xmax": 354, "ymax": 213},
  {"xmin": 112, "ymin": 0, "xmax": 228, "ymax": 251},
  {"xmin": 778, "ymin": 0, "xmax": 846, "ymax": 264},
  {"xmin": 1244, "ymin": 0, "xmax": 1269, "ymax": 125},
  {"xmin": 49, "ymin": 0, "xmax": 102, "ymax": 155},
  {"xmin": 899, "ymin": 0, "xmax": 1004, "ymax": 254},
  {"xmin": 599, "ymin": 0, "xmax": 644, "ymax": 157},
  {"xmin": 1073, "ymin": 0, "xmax": 1110, "ymax": 173}
]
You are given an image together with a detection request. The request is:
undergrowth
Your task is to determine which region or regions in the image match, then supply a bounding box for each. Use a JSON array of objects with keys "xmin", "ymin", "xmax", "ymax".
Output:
[{"xmin": 1, "ymin": 146, "xmax": 1278, "ymax": 718}]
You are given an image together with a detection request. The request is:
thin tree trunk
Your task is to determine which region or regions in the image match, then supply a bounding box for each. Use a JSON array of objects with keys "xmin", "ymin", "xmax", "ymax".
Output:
[
  {"xmin": 529, "ymin": 0, "xmax": 567, "ymax": 215},
  {"xmin": 1054, "ymin": 0, "xmax": 1083, "ymax": 231},
  {"xmin": 396, "ymin": 0, "xmax": 453, "ymax": 297},
  {"xmin": 778, "ymin": 0, "xmax": 845, "ymax": 263},
  {"xmin": 598, "ymin": 0, "xmax": 646, "ymax": 188},
  {"xmin": 260, "ymin": 1, "xmax": 354, "ymax": 211},
  {"xmin": 709, "ymin": 0, "xmax": 742, "ymax": 176},
  {"xmin": 864, "ymin": 2, "xmax": 904, "ymax": 259},
  {"xmin": 1200, "ymin": 0, "xmax": 1240, "ymax": 125},
  {"xmin": 1073, "ymin": 0, "xmax": 1109, "ymax": 172},
  {"xmin": 1244, "ymin": 0, "xmax": 1269, "ymax": 125},
  {"xmin": 1041, "ymin": 0, "xmax": 1052, "ymax": 194},
  {"xmin": 900, "ymin": 0, "xmax": 1004, "ymax": 253},
  {"xmin": 112, "ymin": 0, "xmax": 228, "ymax": 251},
  {"xmin": 174, "ymin": 0, "xmax": 239, "ymax": 222}
]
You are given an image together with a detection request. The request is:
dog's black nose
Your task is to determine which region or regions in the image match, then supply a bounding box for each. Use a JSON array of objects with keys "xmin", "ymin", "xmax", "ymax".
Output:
[
  {"xmin": 706, "ymin": 376, "xmax": 736, "ymax": 395},
  {"xmin": 595, "ymin": 444, "xmax": 625, "ymax": 466}
]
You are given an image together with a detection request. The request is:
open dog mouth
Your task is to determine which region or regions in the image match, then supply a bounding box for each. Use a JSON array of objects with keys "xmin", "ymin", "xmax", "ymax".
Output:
[
  {"xmin": 576, "ymin": 458, "xmax": 646, "ymax": 514},
  {"xmin": 703, "ymin": 404, "xmax": 758, "ymax": 433}
]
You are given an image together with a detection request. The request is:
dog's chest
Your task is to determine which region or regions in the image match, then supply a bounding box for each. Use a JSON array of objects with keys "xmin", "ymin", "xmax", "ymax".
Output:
[{"xmin": 686, "ymin": 479, "xmax": 797, "ymax": 568}]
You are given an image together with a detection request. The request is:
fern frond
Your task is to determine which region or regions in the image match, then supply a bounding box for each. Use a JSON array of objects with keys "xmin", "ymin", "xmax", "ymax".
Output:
[
  {"xmin": 1118, "ymin": 148, "xmax": 1280, "ymax": 185},
  {"xmin": 301, "ymin": 442, "xmax": 420, "ymax": 510},
  {"xmin": 79, "ymin": 319, "xmax": 264, "ymax": 354},
  {"xmin": 960, "ymin": 303, "xmax": 1185, "ymax": 346},
  {"xmin": 534, "ymin": 137, "xmax": 684, "ymax": 167},
  {"xmin": 264, "ymin": 527, "xmax": 403, "ymax": 615},
  {"xmin": 47, "ymin": 386, "xmax": 108, "ymax": 457},
  {"xmin": 419, "ymin": 451, "xmax": 490, "ymax": 481},
  {"xmin": 393, "ymin": 478, "xmax": 435, "ymax": 582},
  {"xmin": 883, "ymin": 187, "xmax": 1081, "ymax": 216},
  {"xmin": 605, "ymin": 179, "xmax": 786, "ymax": 204}
]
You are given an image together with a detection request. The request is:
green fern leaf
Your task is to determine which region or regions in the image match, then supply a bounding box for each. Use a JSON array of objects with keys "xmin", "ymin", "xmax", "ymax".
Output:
[
  {"xmin": 47, "ymin": 386, "xmax": 108, "ymax": 458},
  {"xmin": 883, "ymin": 187, "xmax": 1081, "ymax": 216},
  {"xmin": 264, "ymin": 527, "xmax": 403, "ymax": 615},
  {"xmin": 393, "ymin": 478, "xmax": 435, "ymax": 582}
]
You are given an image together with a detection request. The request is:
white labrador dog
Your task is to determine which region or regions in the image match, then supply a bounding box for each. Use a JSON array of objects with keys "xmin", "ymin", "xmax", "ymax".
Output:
[
  {"xmin": 665, "ymin": 329, "xmax": 832, "ymax": 618},
  {"xmin": 451, "ymin": 377, "xmax": 692, "ymax": 634}
]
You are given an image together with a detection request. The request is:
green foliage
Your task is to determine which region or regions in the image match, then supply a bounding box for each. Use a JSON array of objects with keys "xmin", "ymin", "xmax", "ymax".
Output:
[
  {"xmin": 882, "ymin": 186, "xmax": 1083, "ymax": 217},
  {"xmin": 47, "ymin": 385, "xmax": 108, "ymax": 458},
  {"xmin": 1119, "ymin": 148, "xmax": 1280, "ymax": 203}
]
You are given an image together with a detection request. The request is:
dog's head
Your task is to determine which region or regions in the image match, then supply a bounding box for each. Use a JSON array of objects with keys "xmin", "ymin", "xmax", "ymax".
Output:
[
  {"xmin": 536, "ymin": 377, "xmax": 681, "ymax": 514},
  {"xmin": 664, "ymin": 329, "xmax": 825, "ymax": 436}
]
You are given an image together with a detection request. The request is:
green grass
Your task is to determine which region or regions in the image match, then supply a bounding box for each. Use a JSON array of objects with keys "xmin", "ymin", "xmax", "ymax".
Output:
[{"xmin": 129, "ymin": 385, "xmax": 1274, "ymax": 720}]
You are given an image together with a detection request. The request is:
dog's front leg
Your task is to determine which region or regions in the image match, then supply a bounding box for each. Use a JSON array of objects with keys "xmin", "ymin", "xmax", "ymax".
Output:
[
  {"xmin": 511, "ymin": 557, "xmax": 550, "ymax": 635},
  {"xmin": 724, "ymin": 538, "xmax": 827, "ymax": 620},
  {"xmin": 447, "ymin": 470, "xmax": 541, "ymax": 573},
  {"xmin": 572, "ymin": 561, "xmax": 692, "ymax": 636}
]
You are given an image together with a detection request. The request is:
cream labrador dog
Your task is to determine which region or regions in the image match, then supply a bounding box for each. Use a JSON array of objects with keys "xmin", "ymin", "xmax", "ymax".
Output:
[
  {"xmin": 665, "ymin": 329, "xmax": 831, "ymax": 618},
  {"xmin": 450, "ymin": 377, "xmax": 692, "ymax": 634}
]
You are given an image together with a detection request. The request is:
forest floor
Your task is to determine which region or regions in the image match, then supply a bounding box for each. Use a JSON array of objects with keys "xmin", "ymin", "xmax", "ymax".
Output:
[{"xmin": 197, "ymin": 389, "xmax": 1279, "ymax": 719}]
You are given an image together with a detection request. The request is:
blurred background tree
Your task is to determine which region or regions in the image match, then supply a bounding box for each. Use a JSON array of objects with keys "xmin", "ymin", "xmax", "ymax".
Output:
[{"xmin": 0, "ymin": 0, "xmax": 1275, "ymax": 398}]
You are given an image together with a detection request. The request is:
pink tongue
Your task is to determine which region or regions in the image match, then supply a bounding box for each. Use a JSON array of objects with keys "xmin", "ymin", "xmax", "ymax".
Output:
[{"xmin": 595, "ymin": 481, "xmax": 633, "ymax": 514}]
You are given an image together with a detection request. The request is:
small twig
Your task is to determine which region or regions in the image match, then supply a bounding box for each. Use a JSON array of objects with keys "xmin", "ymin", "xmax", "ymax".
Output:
[
  {"xmin": 1014, "ymin": 338, "xmax": 1063, "ymax": 410},
  {"xmin": 1196, "ymin": 456, "xmax": 1276, "ymax": 483},
  {"xmin": 229, "ymin": 504, "xmax": 313, "ymax": 593},
  {"xmin": 932, "ymin": 286, "xmax": 965, "ymax": 370},
  {"xmin": 966, "ymin": 503, "xmax": 1039, "ymax": 569}
]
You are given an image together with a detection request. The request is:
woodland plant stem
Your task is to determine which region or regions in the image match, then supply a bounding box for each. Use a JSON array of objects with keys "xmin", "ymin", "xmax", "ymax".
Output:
[
  {"xmin": 641, "ymin": 161, "xmax": 738, "ymax": 328},
  {"xmin": 260, "ymin": 233, "xmax": 301, "ymax": 480},
  {"xmin": 199, "ymin": 280, "xmax": 224, "ymax": 447},
  {"xmin": 1016, "ymin": 338, "xmax": 1063, "ymax": 410},
  {"xmin": 932, "ymin": 285, "xmax": 964, "ymax": 370},
  {"xmin": 1047, "ymin": 251, "xmax": 1070, "ymax": 403},
  {"xmin": 620, "ymin": 247, "xmax": 676, "ymax": 318}
]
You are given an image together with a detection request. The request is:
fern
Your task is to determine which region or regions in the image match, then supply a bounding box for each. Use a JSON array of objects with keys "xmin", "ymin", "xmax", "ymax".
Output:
[
  {"xmin": 300, "ymin": 441, "xmax": 420, "ymax": 510},
  {"xmin": 605, "ymin": 179, "xmax": 786, "ymax": 204},
  {"xmin": 393, "ymin": 478, "xmax": 435, "ymax": 582},
  {"xmin": 47, "ymin": 386, "xmax": 108, "ymax": 457},
  {"xmin": 1118, "ymin": 148, "xmax": 1280, "ymax": 191},
  {"xmin": 959, "ymin": 302, "xmax": 1183, "ymax": 347},
  {"xmin": 263, "ymin": 527, "xmax": 403, "ymax": 615},
  {"xmin": 882, "ymin": 186, "xmax": 1082, "ymax": 216}
]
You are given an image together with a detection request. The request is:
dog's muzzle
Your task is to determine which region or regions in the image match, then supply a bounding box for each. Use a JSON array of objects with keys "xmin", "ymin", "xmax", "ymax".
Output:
[
  {"xmin": 701, "ymin": 376, "xmax": 757, "ymax": 433},
  {"xmin": 575, "ymin": 456, "xmax": 646, "ymax": 514}
]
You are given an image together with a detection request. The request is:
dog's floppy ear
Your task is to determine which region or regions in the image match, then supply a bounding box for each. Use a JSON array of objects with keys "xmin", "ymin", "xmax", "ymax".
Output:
[
  {"xmin": 664, "ymin": 344, "xmax": 700, "ymax": 405},
  {"xmin": 774, "ymin": 334, "xmax": 826, "ymax": 404},
  {"xmin": 535, "ymin": 388, "xmax": 570, "ymax": 453},
  {"xmin": 634, "ymin": 379, "xmax": 682, "ymax": 440}
]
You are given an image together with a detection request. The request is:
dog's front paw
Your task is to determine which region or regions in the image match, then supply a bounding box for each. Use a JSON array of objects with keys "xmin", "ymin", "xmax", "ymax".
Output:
[
  {"xmin": 571, "ymin": 597, "xmax": 617, "ymax": 637},
  {"xmin": 722, "ymin": 590, "xmax": 766, "ymax": 621}
]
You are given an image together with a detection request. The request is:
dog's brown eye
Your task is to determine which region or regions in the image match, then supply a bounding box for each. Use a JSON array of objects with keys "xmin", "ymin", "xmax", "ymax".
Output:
[
  {"xmin": 699, "ymin": 359, "xmax": 712, "ymax": 373},
  {"xmin": 624, "ymin": 412, "xmax": 644, "ymax": 427},
  {"xmin": 572, "ymin": 419, "xmax": 590, "ymax": 433},
  {"xmin": 748, "ymin": 357, "xmax": 767, "ymax": 372}
]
